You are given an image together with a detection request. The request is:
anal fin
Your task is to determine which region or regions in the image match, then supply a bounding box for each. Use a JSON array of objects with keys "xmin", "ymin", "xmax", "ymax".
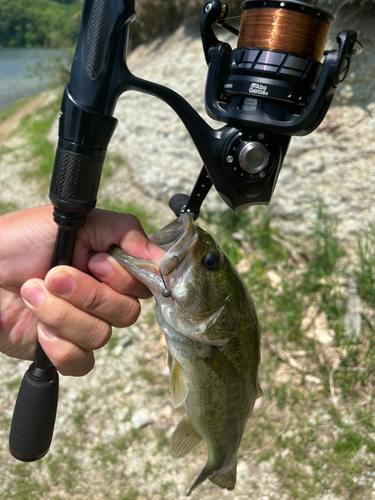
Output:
[
  {"xmin": 209, "ymin": 462, "xmax": 237, "ymax": 490},
  {"xmin": 187, "ymin": 464, "xmax": 212, "ymax": 496},
  {"xmin": 187, "ymin": 461, "xmax": 237, "ymax": 496},
  {"xmin": 169, "ymin": 415, "xmax": 202, "ymax": 459}
]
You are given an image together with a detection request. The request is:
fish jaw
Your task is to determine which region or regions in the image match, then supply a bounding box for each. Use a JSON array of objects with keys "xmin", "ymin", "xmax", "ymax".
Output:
[
  {"xmin": 110, "ymin": 246, "xmax": 164, "ymax": 295},
  {"xmin": 110, "ymin": 214, "xmax": 197, "ymax": 297}
]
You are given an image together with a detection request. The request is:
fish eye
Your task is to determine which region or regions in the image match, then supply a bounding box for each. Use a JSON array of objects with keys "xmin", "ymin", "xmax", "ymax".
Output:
[{"xmin": 203, "ymin": 253, "xmax": 220, "ymax": 271}]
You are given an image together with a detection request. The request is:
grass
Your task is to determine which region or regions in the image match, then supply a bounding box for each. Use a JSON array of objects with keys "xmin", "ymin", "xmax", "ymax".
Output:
[
  {"xmin": 357, "ymin": 225, "xmax": 375, "ymax": 308},
  {"xmin": 234, "ymin": 201, "xmax": 375, "ymax": 499},
  {"xmin": 99, "ymin": 199, "xmax": 159, "ymax": 236},
  {"xmin": 19, "ymin": 98, "xmax": 61, "ymax": 177},
  {"xmin": 0, "ymin": 201, "xmax": 19, "ymax": 216},
  {"xmin": 200, "ymin": 198, "xmax": 375, "ymax": 499},
  {"xmin": 2, "ymin": 200, "xmax": 373, "ymax": 499}
]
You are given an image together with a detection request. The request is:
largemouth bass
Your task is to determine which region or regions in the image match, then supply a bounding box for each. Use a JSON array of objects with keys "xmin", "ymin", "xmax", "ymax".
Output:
[{"xmin": 111, "ymin": 214, "xmax": 261, "ymax": 495}]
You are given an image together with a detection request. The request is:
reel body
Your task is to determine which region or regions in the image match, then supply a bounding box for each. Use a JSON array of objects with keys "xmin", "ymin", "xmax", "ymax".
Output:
[{"xmin": 191, "ymin": 0, "xmax": 360, "ymax": 213}]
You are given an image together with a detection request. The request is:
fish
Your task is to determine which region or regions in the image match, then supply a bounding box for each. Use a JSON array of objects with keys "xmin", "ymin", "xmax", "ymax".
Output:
[{"xmin": 111, "ymin": 213, "xmax": 261, "ymax": 496}]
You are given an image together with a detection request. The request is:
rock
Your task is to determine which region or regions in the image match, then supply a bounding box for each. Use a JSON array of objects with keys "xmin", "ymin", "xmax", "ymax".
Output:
[
  {"xmin": 305, "ymin": 375, "xmax": 322, "ymax": 386},
  {"xmin": 237, "ymin": 257, "xmax": 251, "ymax": 274},
  {"xmin": 131, "ymin": 408, "xmax": 154, "ymax": 430},
  {"xmin": 344, "ymin": 277, "xmax": 362, "ymax": 342},
  {"xmin": 267, "ymin": 270, "xmax": 282, "ymax": 288},
  {"xmin": 302, "ymin": 305, "xmax": 335, "ymax": 345}
]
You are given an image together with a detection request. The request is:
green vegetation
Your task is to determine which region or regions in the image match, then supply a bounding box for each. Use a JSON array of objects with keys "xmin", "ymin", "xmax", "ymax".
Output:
[
  {"xmin": 0, "ymin": 0, "xmax": 373, "ymax": 51},
  {"xmin": 99, "ymin": 199, "xmax": 159, "ymax": 236},
  {"xmin": 210, "ymin": 201, "xmax": 375, "ymax": 500},
  {"xmin": 19, "ymin": 97, "xmax": 61, "ymax": 177},
  {"xmin": 357, "ymin": 226, "xmax": 375, "ymax": 308},
  {"xmin": 0, "ymin": 96, "xmax": 36, "ymax": 125},
  {"xmin": 0, "ymin": 0, "xmax": 80, "ymax": 48}
]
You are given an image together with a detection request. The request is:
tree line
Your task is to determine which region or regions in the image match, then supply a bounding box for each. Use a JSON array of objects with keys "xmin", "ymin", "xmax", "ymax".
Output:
[
  {"xmin": 0, "ymin": 0, "xmax": 81, "ymax": 48},
  {"xmin": 0, "ymin": 0, "xmax": 370, "ymax": 49}
]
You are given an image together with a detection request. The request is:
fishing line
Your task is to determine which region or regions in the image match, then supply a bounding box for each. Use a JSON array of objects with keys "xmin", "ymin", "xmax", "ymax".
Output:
[{"xmin": 237, "ymin": 1, "xmax": 333, "ymax": 61}]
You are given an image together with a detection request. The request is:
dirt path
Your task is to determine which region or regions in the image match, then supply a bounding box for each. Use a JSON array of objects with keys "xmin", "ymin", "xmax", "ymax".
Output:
[{"xmin": 0, "ymin": 93, "xmax": 52, "ymax": 144}]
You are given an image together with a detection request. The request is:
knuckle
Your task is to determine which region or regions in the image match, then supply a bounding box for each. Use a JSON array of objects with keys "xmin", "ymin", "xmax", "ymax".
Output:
[
  {"xmin": 89, "ymin": 321, "xmax": 112, "ymax": 350},
  {"xmin": 116, "ymin": 298, "xmax": 141, "ymax": 328},
  {"xmin": 48, "ymin": 307, "xmax": 71, "ymax": 331},
  {"xmin": 82, "ymin": 286, "xmax": 104, "ymax": 312},
  {"xmin": 126, "ymin": 214, "xmax": 142, "ymax": 233}
]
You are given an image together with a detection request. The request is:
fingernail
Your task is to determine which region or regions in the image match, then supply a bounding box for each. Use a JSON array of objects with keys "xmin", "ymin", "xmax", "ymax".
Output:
[
  {"xmin": 47, "ymin": 270, "xmax": 75, "ymax": 295},
  {"xmin": 21, "ymin": 284, "xmax": 45, "ymax": 308},
  {"xmin": 89, "ymin": 255, "xmax": 112, "ymax": 278},
  {"xmin": 148, "ymin": 242, "xmax": 165, "ymax": 260},
  {"xmin": 38, "ymin": 323, "xmax": 58, "ymax": 340}
]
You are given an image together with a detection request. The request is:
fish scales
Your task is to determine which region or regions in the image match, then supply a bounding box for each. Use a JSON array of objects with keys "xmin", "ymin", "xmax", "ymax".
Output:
[{"xmin": 111, "ymin": 213, "xmax": 261, "ymax": 495}]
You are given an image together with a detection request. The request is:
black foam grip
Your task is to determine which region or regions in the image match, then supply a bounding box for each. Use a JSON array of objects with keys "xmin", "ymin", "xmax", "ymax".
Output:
[
  {"xmin": 49, "ymin": 147, "xmax": 104, "ymax": 210},
  {"xmin": 9, "ymin": 365, "xmax": 59, "ymax": 462},
  {"xmin": 84, "ymin": 0, "xmax": 113, "ymax": 80}
]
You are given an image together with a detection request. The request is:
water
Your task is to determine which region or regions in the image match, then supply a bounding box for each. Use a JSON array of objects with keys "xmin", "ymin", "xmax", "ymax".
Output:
[{"xmin": 0, "ymin": 48, "xmax": 62, "ymax": 111}]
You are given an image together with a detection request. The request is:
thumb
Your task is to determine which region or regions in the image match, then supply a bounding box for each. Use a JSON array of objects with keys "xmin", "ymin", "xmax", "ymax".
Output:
[{"xmin": 77, "ymin": 209, "xmax": 165, "ymax": 264}]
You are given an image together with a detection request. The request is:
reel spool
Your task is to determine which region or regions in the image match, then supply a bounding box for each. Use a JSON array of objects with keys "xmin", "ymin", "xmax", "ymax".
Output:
[
  {"xmin": 222, "ymin": 0, "xmax": 335, "ymax": 121},
  {"xmin": 238, "ymin": 0, "xmax": 333, "ymax": 61}
]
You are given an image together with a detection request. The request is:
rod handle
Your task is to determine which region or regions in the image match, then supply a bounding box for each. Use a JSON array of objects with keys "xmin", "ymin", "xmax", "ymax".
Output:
[{"xmin": 9, "ymin": 363, "xmax": 59, "ymax": 461}]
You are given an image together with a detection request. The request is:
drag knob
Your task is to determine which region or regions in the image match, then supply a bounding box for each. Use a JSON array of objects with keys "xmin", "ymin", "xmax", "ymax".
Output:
[{"xmin": 237, "ymin": 141, "xmax": 270, "ymax": 174}]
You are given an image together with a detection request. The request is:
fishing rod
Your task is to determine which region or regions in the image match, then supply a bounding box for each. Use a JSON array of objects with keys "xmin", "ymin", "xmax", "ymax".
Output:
[{"xmin": 9, "ymin": 0, "xmax": 361, "ymax": 461}]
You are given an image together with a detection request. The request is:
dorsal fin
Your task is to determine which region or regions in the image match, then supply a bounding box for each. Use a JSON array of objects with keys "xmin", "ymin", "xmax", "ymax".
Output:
[{"xmin": 169, "ymin": 415, "xmax": 202, "ymax": 459}]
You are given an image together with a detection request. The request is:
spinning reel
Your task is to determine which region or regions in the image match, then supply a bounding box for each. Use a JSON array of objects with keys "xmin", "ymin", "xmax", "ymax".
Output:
[
  {"xmin": 9, "ymin": 0, "xmax": 361, "ymax": 461},
  {"xmin": 172, "ymin": 0, "xmax": 362, "ymax": 214}
]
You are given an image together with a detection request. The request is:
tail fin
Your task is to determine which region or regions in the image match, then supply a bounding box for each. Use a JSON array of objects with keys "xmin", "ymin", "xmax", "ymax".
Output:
[{"xmin": 186, "ymin": 462, "xmax": 237, "ymax": 496}]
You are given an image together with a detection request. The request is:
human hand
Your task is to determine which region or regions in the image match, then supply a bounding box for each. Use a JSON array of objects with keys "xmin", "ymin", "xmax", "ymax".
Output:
[{"xmin": 0, "ymin": 205, "xmax": 165, "ymax": 376}]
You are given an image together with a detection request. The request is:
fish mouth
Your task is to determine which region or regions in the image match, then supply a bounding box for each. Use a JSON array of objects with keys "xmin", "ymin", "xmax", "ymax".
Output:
[
  {"xmin": 110, "ymin": 213, "xmax": 196, "ymax": 295},
  {"xmin": 111, "ymin": 214, "xmax": 231, "ymax": 345},
  {"xmin": 150, "ymin": 213, "xmax": 197, "ymax": 279}
]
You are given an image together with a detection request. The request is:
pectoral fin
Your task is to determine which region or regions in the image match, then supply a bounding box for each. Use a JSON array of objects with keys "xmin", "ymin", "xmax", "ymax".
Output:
[
  {"xmin": 169, "ymin": 415, "xmax": 202, "ymax": 459},
  {"xmin": 167, "ymin": 351, "xmax": 173, "ymax": 371},
  {"xmin": 203, "ymin": 347, "xmax": 237, "ymax": 381},
  {"xmin": 167, "ymin": 352, "xmax": 188, "ymax": 408}
]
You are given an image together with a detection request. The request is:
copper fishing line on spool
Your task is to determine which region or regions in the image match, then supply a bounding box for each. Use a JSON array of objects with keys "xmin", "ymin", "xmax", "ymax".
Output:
[{"xmin": 238, "ymin": 3, "xmax": 333, "ymax": 61}]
